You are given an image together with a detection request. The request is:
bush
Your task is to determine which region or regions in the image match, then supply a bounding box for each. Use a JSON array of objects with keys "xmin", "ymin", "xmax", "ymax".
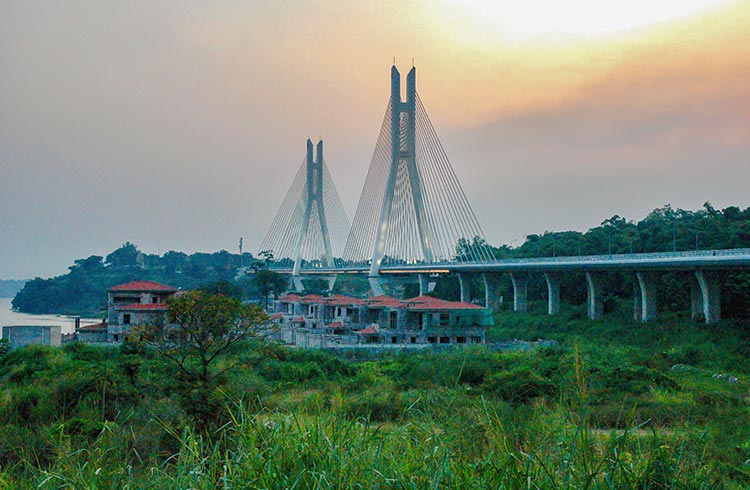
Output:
[{"xmin": 481, "ymin": 367, "xmax": 558, "ymax": 403}]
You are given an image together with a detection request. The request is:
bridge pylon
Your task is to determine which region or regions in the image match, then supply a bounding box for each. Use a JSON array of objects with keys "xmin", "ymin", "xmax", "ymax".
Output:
[
  {"xmin": 342, "ymin": 65, "xmax": 494, "ymax": 280},
  {"xmin": 259, "ymin": 139, "xmax": 349, "ymax": 283}
]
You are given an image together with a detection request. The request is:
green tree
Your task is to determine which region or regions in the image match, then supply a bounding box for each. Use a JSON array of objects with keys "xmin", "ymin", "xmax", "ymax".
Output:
[
  {"xmin": 199, "ymin": 279, "xmax": 243, "ymax": 300},
  {"xmin": 253, "ymin": 250, "xmax": 288, "ymax": 310},
  {"xmin": 256, "ymin": 270, "xmax": 288, "ymax": 310},
  {"xmin": 135, "ymin": 291, "xmax": 267, "ymax": 430},
  {"xmin": 70, "ymin": 255, "xmax": 104, "ymax": 273},
  {"xmin": 105, "ymin": 242, "xmax": 140, "ymax": 268}
]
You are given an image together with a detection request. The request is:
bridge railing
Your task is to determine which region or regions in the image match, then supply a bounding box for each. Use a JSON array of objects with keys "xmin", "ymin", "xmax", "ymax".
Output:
[
  {"xmin": 262, "ymin": 248, "xmax": 750, "ymax": 274},
  {"xmin": 478, "ymin": 248, "xmax": 750, "ymax": 265},
  {"xmin": 372, "ymin": 248, "xmax": 750, "ymax": 267}
]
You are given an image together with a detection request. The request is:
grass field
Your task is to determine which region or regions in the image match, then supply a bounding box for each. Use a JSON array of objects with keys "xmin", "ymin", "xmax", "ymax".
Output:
[{"xmin": 0, "ymin": 306, "xmax": 749, "ymax": 488}]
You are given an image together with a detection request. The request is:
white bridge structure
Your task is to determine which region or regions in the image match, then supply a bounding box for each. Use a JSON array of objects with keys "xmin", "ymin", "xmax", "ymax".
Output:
[{"xmin": 259, "ymin": 65, "xmax": 750, "ymax": 324}]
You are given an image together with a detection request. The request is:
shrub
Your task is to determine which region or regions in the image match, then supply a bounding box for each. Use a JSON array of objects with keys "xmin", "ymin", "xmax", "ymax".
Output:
[{"xmin": 481, "ymin": 367, "xmax": 558, "ymax": 403}]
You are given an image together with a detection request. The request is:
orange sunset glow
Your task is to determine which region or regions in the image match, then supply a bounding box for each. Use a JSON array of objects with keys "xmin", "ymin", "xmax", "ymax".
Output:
[{"xmin": 1, "ymin": 0, "xmax": 749, "ymax": 277}]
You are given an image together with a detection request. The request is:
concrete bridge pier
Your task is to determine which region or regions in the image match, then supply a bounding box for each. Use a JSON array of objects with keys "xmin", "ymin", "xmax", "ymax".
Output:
[
  {"xmin": 694, "ymin": 270, "xmax": 721, "ymax": 324},
  {"xmin": 633, "ymin": 279, "xmax": 642, "ymax": 321},
  {"xmin": 458, "ymin": 273, "xmax": 473, "ymax": 303},
  {"xmin": 635, "ymin": 271, "xmax": 658, "ymax": 322},
  {"xmin": 690, "ymin": 276, "xmax": 703, "ymax": 320},
  {"xmin": 325, "ymin": 275, "xmax": 337, "ymax": 293},
  {"xmin": 510, "ymin": 273, "xmax": 528, "ymax": 312},
  {"xmin": 585, "ymin": 272, "xmax": 604, "ymax": 320},
  {"xmin": 543, "ymin": 272, "xmax": 561, "ymax": 315},
  {"xmin": 292, "ymin": 276, "xmax": 305, "ymax": 293},
  {"xmin": 483, "ymin": 273, "xmax": 504, "ymax": 312},
  {"xmin": 368, "ymin": 276, "xmax": 386, "ymax": 297},
  {"xmin": 418, "ymin": 274, "xmax": 434, "ymax": 296}
]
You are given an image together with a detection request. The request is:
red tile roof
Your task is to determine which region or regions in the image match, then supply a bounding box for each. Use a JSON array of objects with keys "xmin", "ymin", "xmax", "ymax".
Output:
[
  {"xmin": 322, "ymin": 294, "xmax": 364, "ymax": 306},
  {"xmin": 365, "ymin": 295, "xmax": 401, "ymax": 308},
  {"xmin": 327, "ymin": 321, "xmax": 344, "ymax": 328},
  {"xmin": 269, "ymin": 313, "xmax": 283, "ymax": 320},
  {"xmin": 117, "ymin": 303, "xmax": 168, "ymax": 311},
  {"xmin": 109, "ymin": 281, "xmax": 177, "ymax": 292},
  {"xmin": 292, "ymin": 316, "xmax": 306, "ymax": 323},
  {"xmin": 402, "ymin": 296, "xmax": 482, "ymax": 311},
  {"xmin": 356, "ymin": 324, "xmax": 380, "ymax": 335},
  {"xmin": 299, "ymin": 295, "xmax": 323, "ymax": 304},
  {"xmin": 279, "ymin": 293, "xmax": 303, "ymax": 302}
]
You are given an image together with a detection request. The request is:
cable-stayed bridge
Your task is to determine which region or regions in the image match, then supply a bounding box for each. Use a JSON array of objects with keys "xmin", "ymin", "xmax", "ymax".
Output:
[
  {"xmin": 259, "ymin": 65, "xmax": 750, "ymax": 324},
  {"xmin": 259, "ymin": 139, "xmax": 350, "ymax": 278}
]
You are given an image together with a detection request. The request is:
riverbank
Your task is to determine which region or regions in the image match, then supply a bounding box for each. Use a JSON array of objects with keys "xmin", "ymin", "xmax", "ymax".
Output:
[{"xmin": 0, "ymin": 298, "xmax": 103, "ymax": 335}]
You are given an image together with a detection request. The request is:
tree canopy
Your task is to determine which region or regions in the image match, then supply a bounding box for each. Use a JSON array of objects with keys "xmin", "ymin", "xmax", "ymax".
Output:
[{"xmin": 133, "ymin": 290, "xmax": 267, "ymax": 429}]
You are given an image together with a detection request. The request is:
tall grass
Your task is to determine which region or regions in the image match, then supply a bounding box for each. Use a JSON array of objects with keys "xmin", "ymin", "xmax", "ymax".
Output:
[
  {"xmin": 8, "ymin": 399, "xmax": 740, "ymax": 489},
  {"xmin": 1, "ymin": 317, "xmax": 749, "ymax": 488}
]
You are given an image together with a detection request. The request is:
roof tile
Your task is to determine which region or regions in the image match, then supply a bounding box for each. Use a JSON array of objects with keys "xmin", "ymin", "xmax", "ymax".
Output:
[{"xmin": 109, "ymin": 281, "xmax": 177, "ymax": 292}]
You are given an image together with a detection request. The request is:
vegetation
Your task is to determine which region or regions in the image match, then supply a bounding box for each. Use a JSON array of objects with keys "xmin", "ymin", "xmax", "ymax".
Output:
[
  {"xmin": 496, "ymin": 202, "xmax": 750, "ymax": 259},
  {"xmin": 12, "ymin": 242, "xmax": 259, "ymax": 316},
  {"xmin": 134, "ymin": 291, "xmax": 267, "ymax": 430},
  {"xmin": 13, "ymin": 203, "xmax": 750, "ymax": 317},
  {"xmin": 0, "ymin": 306, "xmax": 748, "ymax": 487}
]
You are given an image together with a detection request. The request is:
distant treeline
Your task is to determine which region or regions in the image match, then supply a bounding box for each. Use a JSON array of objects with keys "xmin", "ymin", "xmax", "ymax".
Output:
[
  {"xmin": 453, "ymin": 203, "xmax": 750, "ymax": 319},
  {"xmin": 12, "ymin": 203, "xmax": 750, "ymax": 317},
  {"xmin": 12, "ymin": 242, "xmax": 259, "ymax": 316},
  {"xmin": 493, "ymin": 202, "xmax": 750, "ymax": 259}
]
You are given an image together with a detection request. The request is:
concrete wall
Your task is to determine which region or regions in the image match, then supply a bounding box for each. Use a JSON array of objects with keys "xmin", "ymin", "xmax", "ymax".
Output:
[{"xmin": 2, "ymin": 325, "xmax": 62, "ymax": 349}]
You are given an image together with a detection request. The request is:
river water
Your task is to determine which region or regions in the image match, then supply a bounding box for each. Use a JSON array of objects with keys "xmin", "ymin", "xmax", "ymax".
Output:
[{"xmin": 0, "ymin": 298, "xmax": 103, "ymax": 336}]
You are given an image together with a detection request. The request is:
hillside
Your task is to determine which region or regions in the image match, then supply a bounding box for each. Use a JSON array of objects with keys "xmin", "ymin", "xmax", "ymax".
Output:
[
  {"xmin": 12, "ymin": 203, "xmax": 750, "ymax": 317},
  {"xmin": 12, "ymin": 242, "xmax": 257, "ymax": 315}
]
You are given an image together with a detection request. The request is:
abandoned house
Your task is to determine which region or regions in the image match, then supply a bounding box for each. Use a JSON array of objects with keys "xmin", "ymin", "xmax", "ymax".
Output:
[
  {"xmin": 271, "ymin": 293, "xmax": 492, "ymax": 348},
  {"xmin": 106, "ymin": 281, "xmax": 177, "ymax": 342}
]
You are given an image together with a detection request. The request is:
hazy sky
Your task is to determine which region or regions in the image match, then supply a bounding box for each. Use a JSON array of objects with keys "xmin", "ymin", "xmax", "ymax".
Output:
[{"xmin": 1, "ymin": 0, "xmax": 748, "ymax": 279}]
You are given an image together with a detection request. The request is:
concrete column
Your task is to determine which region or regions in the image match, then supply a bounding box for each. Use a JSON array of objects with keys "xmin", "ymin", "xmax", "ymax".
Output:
[
  {"xmin": 585, "ymin": 272, "xmax": 603, "ymax": 320},
  {"xmin": 543, "ymin": 272, "xmax": 561, "ymax": 315},
  {"xmin": 418, "ymin": 274, "xmax": 429, "ymax": 296},
  {"xmin": 689, "ymin": 277, "xmax": 703, "ymax": 320},
  {"xmin": 458, "ymin": 273, "xmax": 472, "ymax": 303},
  {"xmin": 510, "ymin": 273, "xmax": 528, "ymax": 312},
  {"xmin": 482, "ymin": 273, "xmax": 504, "ymax": 312},
  {"xmin": 292, "ymin": 276, "xmax": 305, "ymax": 293},
  {"xmin": 325, "ymin": 275, "xmax": 337, "ymax": 293},
  {"xmin": 694, "ymin": 270, "xmax": 721, "ymax": 324},
  {"xmin": 635, "ymin": 271, "xmax": 657, "ymax": 322},
  {"xmin": 368, "ymin": 277, "xmax": 386, "ymax": 297},
  {"xmin": 633, "ymin": 278, "xmax": 642, "ymax": 321}
]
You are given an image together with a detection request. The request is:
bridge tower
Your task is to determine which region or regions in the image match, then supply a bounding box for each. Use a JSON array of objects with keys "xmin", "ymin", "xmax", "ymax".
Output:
[
  {"xmin": 370, "ymin": 66, "xmax": 434, "ymax": 276},
  {"xmin": 259, "ymin": 139, "xmax": 349, "ymax": 284},
  {"xmin": 343, "ymin": 65, "xmax": 493, "ymax": 286},
  {"xmin": 294, "ymin": 139, "xmax": 333, "ymax": 275}
]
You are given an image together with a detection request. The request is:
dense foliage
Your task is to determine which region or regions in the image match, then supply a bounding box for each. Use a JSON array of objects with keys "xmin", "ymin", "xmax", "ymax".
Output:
[
  {"xmin": 0, "ymin": 310, "xmax": 748, "ymax": 488},
  {"xmin": 496, "ymin": 202, "xmax": 750, "ymax": 259},
  {"xmin": 11, "ymin": 242, "xmax": 260, "ymax": 315},
  {"xmin": 134, "ymin": 291, "xmax": 267, "ymax": 430},
  {"xmin": 11, "ymin": 203, "xmax": 750, "ymax": 317}
]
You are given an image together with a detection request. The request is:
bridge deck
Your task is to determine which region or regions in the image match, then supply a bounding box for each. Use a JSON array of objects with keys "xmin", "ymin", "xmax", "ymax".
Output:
[{"xmin": 272, "ymin": 248, "xmax": 750, "ymax": 275}]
